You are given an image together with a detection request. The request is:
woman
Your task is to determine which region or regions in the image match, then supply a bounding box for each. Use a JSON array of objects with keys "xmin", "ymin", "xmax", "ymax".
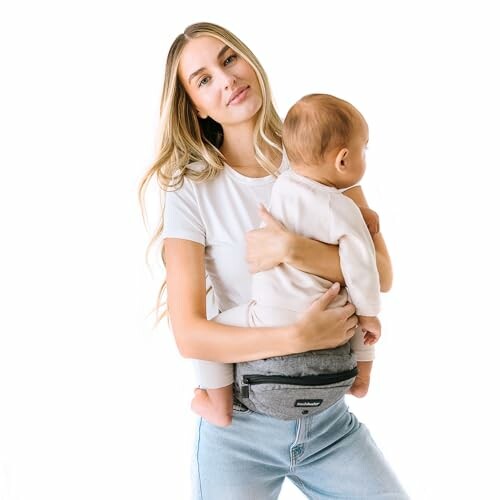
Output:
[{"xmin": 139, "ymin": 22, "xmax": 407, "ymax": 500}]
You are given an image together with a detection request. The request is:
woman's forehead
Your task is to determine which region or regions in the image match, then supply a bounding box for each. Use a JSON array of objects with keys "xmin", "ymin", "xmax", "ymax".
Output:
[{"xmin": 178, "ymin": 36, "xmax": 227, "ymax": 80}]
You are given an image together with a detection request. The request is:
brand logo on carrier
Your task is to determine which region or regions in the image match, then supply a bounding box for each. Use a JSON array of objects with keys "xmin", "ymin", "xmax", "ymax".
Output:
[{"xmin": 294, "ymin": 399, "xmax": 323, "ymax": 407}]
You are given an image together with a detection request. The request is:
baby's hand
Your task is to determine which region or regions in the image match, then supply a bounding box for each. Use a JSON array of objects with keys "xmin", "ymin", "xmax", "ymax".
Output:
[
  {"xmin": 358, "ymin": 206, "xmax": 380, "ymax": 235},
  {"xmin": 358, "ymin": 316, "xmax": 381, "ymax": 345}
]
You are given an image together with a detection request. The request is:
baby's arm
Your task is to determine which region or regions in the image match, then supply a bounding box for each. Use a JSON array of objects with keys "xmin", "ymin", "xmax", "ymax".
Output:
[
  {"xmin": 358, "ymin": 315, "xmax": 381, "ymax": 345},
  {"xmin": 332, "ymin": 195, "xmax": 382, "ymax": 398},
  {"xmin": 342, "ymin": 186, "xmax": 393, "ymax": 292},
  {"xmin": 332, "ymin": 195, "xmax": 381, "ymax": 320},
  {"xmin": 332, "ymin": 194, "xmax": 382, "ymax": 364}
]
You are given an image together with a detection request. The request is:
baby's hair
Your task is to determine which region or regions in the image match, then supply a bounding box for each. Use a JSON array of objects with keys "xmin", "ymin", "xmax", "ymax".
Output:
[{"xmin": 283, "ymin": 94, "xmax": 361, "ymax": 166}]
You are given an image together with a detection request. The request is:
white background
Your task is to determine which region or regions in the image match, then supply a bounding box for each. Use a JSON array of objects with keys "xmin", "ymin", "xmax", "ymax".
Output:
[{"xmin": 1, "ymin": 1, "xmax": 499, "ymax": 499}]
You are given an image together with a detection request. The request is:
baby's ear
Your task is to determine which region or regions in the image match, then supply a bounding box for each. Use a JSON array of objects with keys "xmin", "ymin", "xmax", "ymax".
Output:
[{"xmin": 335, "ymin": 148, "xmax": 349, "ymax": 172}]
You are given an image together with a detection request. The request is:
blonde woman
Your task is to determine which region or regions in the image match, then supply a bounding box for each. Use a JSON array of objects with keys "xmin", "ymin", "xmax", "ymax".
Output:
[{"xmin": 139, "ymin": 22, "xmax": 407, "ymax": 500}]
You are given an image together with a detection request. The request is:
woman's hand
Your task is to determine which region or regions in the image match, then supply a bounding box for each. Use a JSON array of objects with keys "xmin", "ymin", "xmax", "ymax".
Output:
[
  {"xmin": 246, "ymin": 205, "xmax": 292, "ymax": 273},
  {"xmin": 294, "ymin": 283, "xmax": 358, "ymax": 352},
  {"xmin": 358, "ymin": 206, "xmax": 380, "ymax": 235}
]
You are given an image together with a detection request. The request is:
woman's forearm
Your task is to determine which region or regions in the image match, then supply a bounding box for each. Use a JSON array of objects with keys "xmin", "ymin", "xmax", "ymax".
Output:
[
  {"xmin": 165, "ymin": 238, "xmax": 356, "ymax": 365},
  {"xmin": 283, "ymin": 233, "xmax": 345, "ymax": 284},
  {"xmin": 283, "ymin": 225, "xmax": 392, "ymax": 292},
  {"xmin": 176, "ymin": 318, "xmax": 298, "ymax": 363},
  {"xmin": 372, "ymin": 233, "xmax": 393, "ymax": 292},
  {"xmin": 249, "ymin": 191, "xmax": 391, "ymax": 290},
  {"xmin": 166, "ymin": 238, "xmax": 303, "ymax": 363},
  {"xmin": 175, "ymin": 287, "xmax": 357, "ymax": 364}
]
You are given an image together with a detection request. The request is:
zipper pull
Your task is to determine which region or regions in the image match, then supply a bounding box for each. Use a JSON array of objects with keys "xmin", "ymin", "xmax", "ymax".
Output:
[{"xmin": 241, "ymin": 381, "xmax": 249, "ymax": 399}]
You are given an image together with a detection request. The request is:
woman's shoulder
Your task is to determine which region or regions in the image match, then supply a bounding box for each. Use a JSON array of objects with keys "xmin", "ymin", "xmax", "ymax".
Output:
[
  {"xmin": 167, "ymin": 161, "xmax": 211, "ymax": 192},
  {"xmin": 184, "ymin": 160, "xmax": 206, "ymax": 175},
  {"xmin": 171, "ymin": 160, "xmax": 205, "ymax": 182}
]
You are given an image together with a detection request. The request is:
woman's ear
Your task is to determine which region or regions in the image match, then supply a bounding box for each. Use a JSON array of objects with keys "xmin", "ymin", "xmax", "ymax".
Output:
[
  {"xmin": 335, "ymin": 148, "xmax": 349, "ymax": 172},
  {"xmin": 196, "ymin": 109, "xmax": 208, "ymax": 120}
]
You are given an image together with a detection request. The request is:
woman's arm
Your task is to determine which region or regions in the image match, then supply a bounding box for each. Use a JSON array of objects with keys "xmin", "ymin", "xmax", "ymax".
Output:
[
  {"xmin": 164, "ymin": 238, "xmax": 357, "ymax": 363},
  {"xmin": 246, "ymin": 201, "xmax": 392, "ymax": 291},
  {"xmin": 341, "ymin": 186, "xmax": 393, "ymax": 292},
  {"xmin": 246, "ymin": 206, "xmax": 344, "ymax": 284}
]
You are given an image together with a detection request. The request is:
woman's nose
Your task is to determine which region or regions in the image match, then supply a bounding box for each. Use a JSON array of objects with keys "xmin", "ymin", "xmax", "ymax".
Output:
[{"xmin": 223, "ymin": 73, "xmax": 237, "ymax": 89}]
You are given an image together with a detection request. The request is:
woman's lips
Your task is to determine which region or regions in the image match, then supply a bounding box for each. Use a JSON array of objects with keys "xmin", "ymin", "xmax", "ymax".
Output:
[{"xmin": 228, "ymin": 86, "xmax": 250, "ymax": 105}]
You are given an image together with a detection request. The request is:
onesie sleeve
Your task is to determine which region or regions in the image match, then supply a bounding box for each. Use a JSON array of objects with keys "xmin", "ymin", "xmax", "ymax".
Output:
[
  {"xmin": 330, "ymin": 194, "xmax": 380, "ymax": 316},
  {"xmin": 161, "ymin": 178, "xmax": 206, "ymax": 245}
]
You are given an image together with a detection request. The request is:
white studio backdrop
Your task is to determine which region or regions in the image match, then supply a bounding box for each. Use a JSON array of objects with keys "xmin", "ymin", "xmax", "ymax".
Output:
[{"xmin": 1, "ymin": 1, "xmax": 499, "ymax": 499}]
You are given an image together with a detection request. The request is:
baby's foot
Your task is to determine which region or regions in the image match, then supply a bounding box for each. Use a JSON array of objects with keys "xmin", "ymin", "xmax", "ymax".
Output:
[
  {"xmin": 348, "ymin": 376, "xmax": 370, "ymax": 398},
  {"xmin": 191, "ymin": 388, "xmax": 233, "ymax": 427}
]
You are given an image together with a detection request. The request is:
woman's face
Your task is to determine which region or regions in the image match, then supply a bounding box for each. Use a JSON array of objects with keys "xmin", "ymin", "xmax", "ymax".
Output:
[{"xmin": 178, "ymin": 36, "xmax": 262, "ymax": 129}]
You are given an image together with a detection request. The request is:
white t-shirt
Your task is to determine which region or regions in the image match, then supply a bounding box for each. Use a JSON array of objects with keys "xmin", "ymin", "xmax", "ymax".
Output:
[{"xmin": 161, "ymin": 158, "xmax": 288, "ymax": 313}]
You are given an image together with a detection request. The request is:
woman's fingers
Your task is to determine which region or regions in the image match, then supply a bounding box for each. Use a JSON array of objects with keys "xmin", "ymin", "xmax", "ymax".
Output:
[
  {"xmin": 297, "ymin": 284, "xmax": 359, "ymax": 350},
  {"xmin": 344, "ymin": 304, "xmax": 359, "ymax": 339},
  {"xmin": 313, "ymin": 283, "xmax": 341, "ymax": 310},
  {"xmin": 258, "ymin": 204, "xmax": 281, "ymax": 228},
  {"xmin": 342, "ymin": 302, "xmax": 357, "ymax": 320},
  {"xmin": 347, "ymin": 326, "xmax": 357, "ymax": 338},
  {"xmin": 345, "ymin": 313, "xmax": 359, "ymax": 332}
]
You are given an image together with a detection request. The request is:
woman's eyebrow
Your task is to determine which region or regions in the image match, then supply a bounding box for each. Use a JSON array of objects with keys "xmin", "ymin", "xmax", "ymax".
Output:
[{"xmin": 188, "ymin": 45, "xmax": 231, "ymax": 85}]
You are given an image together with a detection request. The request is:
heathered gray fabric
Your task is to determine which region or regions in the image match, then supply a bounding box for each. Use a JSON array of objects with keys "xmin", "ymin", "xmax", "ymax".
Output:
[{"xmin": 234, "ymin": 342, "xmax": 357, "ymax": 420}]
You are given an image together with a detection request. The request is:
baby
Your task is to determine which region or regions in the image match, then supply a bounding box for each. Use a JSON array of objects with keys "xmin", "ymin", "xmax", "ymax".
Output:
[{"xmin": 192, "ymin": 94, "xmax": 382, "ymax": 426}]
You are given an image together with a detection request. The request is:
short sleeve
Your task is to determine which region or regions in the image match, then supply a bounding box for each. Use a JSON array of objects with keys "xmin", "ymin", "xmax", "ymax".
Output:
[
  {"xmin": 330, "ymin": 194, "xmax": 380, "ymax": 316},
  {"xmin": 161, "ymin": 179, "xmax": 206, "ymax": 245}
]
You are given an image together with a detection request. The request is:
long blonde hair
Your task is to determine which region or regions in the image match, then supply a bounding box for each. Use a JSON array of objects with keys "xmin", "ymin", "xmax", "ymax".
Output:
[{"xmin": 138, "ymin": 22, "xmax": 283, "ymax": 325}]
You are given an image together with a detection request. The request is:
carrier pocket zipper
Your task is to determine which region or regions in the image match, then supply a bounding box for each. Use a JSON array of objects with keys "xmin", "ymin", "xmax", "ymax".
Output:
[{"xmin": 240, "ymin": 368, "xmax": 358, "ymax": 398}]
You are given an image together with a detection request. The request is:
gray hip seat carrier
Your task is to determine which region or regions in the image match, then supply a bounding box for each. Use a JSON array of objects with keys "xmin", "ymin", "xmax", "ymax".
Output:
[{"xmin": 233, "ymin": 342, "xmax": 357, "ymax": 420}]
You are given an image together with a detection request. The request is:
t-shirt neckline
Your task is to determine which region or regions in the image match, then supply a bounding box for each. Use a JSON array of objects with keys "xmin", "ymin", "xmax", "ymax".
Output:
[{"xmin": 223, "ymin": 153, "xmax": 288, "ymax": 185}]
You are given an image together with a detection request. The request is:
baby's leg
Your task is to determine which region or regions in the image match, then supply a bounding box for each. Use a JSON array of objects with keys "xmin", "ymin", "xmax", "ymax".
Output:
[
  {"xmin": 192, "ymin": 359, "xmax": 234, "ymax": 426},
  {"xmin": 191, "ymin": 384, "xmax": 234, "ymax": 427},
  {"xmin": 349, "ymin": 361, "xmax": 373, "ymax": 398},
  {"xmin": 349, "ymin": 327, "xmax": 375, "ymax": 398},
  {"xmin": 191, "ymin": 304, "xmax": 252, "ymax": 426}
]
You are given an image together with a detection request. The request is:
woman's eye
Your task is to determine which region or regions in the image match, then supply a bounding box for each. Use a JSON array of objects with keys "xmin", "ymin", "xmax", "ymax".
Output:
[
  {"xmin": 224, "ymin": 54, "xmax": 237, "ymax": 66},
  {"xmin": 198, "ymin": 76, "xmax": 210, "ymax": 87}
]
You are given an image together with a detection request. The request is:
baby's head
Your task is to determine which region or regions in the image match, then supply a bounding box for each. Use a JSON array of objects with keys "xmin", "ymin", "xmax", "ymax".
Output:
[{"xmin": 283, "ymin": 94, "xmax": 369, "ymax": 189}]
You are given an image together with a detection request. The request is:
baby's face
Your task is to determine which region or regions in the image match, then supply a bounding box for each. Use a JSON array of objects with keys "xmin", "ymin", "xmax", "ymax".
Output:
[{"xmin": 344, "ymin": 118, "xmax": 369, "ymax": 186}]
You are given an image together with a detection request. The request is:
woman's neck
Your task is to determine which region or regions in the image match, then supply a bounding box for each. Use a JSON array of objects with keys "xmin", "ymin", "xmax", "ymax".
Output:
[
  {"xmin": 220, "ymin": 122, "xmax": 257, "ymax": 167},
  {"xmin": 220, "ymin": 124, "xmax": 282, "ymax": 176}
]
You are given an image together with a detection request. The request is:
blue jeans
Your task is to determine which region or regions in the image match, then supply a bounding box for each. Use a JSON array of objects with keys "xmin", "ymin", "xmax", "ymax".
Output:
[{"xmin": 192, "ymin": 397, "xmax": 409, "ymax": 499}]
